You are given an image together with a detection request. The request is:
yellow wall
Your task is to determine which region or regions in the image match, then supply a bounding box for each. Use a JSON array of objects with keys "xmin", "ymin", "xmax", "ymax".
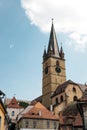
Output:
[
  {"xmin": 0, "ymin": 103, "xmax": 6, "ymax": 130},
  {"xmin": 65, "ymin": 84, "xmax": 83, "ymax": 104}
]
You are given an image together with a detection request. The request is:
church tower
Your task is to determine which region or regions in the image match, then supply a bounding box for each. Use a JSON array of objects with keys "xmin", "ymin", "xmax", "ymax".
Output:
[{"xmin": 42, "ymin": 20, "xmax": 66, "ymax": 108}]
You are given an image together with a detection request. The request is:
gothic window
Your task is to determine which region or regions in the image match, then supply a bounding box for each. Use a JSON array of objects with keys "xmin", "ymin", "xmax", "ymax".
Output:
[
  {"xmin": 60, "ymin": 95, "xmax": 63, "ymax": 102},
  {"xmin": 73, "ymin": 96, "xmax": 78, "ymax": 101},
  {"xmin": 11, "ymin": 111, "xmax": 15, "ymax": 116},
  {"xmin": 55, "ymin": 98, "xmax": 58, "ymax": 104},
  {"xmin": 72, "ymin": 87, "xmax": 76, "ymax": 93}
]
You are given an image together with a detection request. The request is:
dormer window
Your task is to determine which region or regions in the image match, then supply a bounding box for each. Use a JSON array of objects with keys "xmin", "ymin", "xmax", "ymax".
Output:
[{"xmin": 32, "ymin": 113, "xmax": 35, "ymax": 115}]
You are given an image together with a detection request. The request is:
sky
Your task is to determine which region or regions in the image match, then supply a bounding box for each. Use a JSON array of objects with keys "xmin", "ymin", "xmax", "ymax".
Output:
[{"xmin": 0, "ymin": 0, "xmax": 87, "ymax": 101}]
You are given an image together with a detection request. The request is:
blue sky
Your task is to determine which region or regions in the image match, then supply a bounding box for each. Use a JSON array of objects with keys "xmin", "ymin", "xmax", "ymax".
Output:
[{"xmin": 0, "ymin": 0, "xmax": 87, "ymax": 100}]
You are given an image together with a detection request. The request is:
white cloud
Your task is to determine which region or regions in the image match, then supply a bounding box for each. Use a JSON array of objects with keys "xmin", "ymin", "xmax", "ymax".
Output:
[{"xmin": 21, "ymin": 0, "xmax": 87, "ymax": 51}]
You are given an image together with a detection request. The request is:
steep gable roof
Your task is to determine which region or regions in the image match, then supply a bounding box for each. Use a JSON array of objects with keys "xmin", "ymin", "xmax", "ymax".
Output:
[
  {"xmin": 20, "ymin": 102, "xmax": 58, "ymax": 120},
  {"xmin": 7, "ymin": 97, "xmax": 22, "ymax": 108},
  {"xmin": 79, "ymin": 87, "xmax": 87, "ymax": 101},
  {"xmin": 51, "ymin": 80, "xmax": 78, "ymax": 97},
  {"xmin": 78, "ymin": 84, "xmax": 87, "ymax": 93},
  {"xmin": 51, "ymin": 80, "xmax": 86, "ymax": 98}
]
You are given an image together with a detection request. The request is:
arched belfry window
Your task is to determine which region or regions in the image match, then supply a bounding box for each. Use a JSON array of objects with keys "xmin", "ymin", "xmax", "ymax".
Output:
[
  {"xmin": 45, "ymin": 63, "xmax": 48, "ymax": 74},
  {"xmin": 45, "ymin": 62, "xmax": 48, "ymax": 67},
  {"xmin": 56, "ymin": 60, "xmax": 59, "ymax": 66}
]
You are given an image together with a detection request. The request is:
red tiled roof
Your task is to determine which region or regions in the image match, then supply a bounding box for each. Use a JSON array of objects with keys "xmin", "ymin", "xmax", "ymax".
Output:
[
  {"xmin": 59, "ymin": 104, "xmax": 83, "ymax": 127},
  {"xmin": 7, "ymin": 97, "xmax": 22, "ymax": 108},
  {"xmin": 74, "ymin": 114, "xmax": 82, "ymax": 126},
  {"xmin": 22, "ymin": 102, "xmax": 58, "ymax": 120}
]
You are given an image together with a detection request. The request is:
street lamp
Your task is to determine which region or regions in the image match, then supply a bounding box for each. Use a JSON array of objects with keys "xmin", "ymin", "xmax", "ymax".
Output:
[{"xmin": 77, "ymin": 89, "xmax": 87, "ymax": 130}]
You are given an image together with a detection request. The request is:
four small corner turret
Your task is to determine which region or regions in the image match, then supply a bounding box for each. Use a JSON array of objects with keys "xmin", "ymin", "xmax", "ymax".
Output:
[{"xmin": 59, "ymin": 43, "xmax": 64, "ymax": 59}]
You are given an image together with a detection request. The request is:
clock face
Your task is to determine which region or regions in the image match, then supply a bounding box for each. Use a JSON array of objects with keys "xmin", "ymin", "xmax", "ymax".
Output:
[
  {"xmin": 55, "ymin": 66, "xmax": 61, "ymax": 73},
  {"xmin": 45, "ymin": 66, "xmax": 48, "ymax": 74}
]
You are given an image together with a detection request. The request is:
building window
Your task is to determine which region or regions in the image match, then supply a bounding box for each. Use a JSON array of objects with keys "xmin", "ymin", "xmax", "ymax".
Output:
[
  {"xmin": 56, "ymin": 60, "xmax": 59, "ymax": 66},
  {"xmin": 11, "ymin": 111, "xmax": 15, "ymax": 116},
  {"xmin": 25, "ymin": 121, "xmax": 29, "ymax": 128},
  {"xmin": 73, "ymin": 96, "xmax": 78, "ymax": 101},
  {"xmin": 33, "ymin": 120, "xmax": 36, "ymax": 128},
  {"xmin": 54, "ymin": 122, "xmax": 57, "ymax": 129},
  {"xmin": 12, "ymin": 102, "xmax": 15, "ymax": 105},
  {"xmin": 73, "ymin": 87, "xmax": 76, "ymax": 92},
  {"xmin": 60, "ymin": 95, "xmax": 63, "ymax": 102},
  {"xmin": 47, "ymin": 121, "xmax": 49, "ymax": 128},
  {"xmin": 55, "ymin": 98, "xmax": 58, "ymax": 104}
]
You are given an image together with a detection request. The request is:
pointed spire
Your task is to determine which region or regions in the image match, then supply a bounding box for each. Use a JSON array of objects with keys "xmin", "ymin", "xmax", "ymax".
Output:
[
  {"xmin": 59, "ymin": 42, "xmax": 64, "ymax": 59},
  {"xmin": 47, "ymin": 19, "xmax": 60, "ymax": 57}
]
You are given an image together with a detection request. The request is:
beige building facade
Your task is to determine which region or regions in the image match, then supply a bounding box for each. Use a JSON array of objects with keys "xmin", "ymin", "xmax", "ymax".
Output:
[
  {"xmin": 17, "ymin": 102, "xmax": 59, "ymax": 130},
  {"xmin": 51, "ymin": 80, "xmax": 85, "ymax": 117},
  {"xmin": 6, "ymin": 96, "xmax": 24, "ymax": 126}
]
